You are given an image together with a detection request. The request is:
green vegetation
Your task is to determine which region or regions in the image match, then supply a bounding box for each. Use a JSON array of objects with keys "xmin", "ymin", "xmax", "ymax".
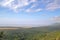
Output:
[{"xmin": 0, "ymin": 23, "xmax": 60, "ymax": 40}]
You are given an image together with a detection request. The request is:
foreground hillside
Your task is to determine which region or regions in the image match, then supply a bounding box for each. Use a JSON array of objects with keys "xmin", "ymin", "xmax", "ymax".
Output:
[
  {"xmin": 0, "ymin": 29, "xmax": 60, "ymax": 40},
  {"xmin": 0, "ymin": 23, "xmax": 60, "ymax": 40}
]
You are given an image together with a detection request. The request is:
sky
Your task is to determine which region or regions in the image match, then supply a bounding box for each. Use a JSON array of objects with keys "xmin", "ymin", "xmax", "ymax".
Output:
[{"xmin": 0, "ymin": 0, "xmax": 60, "ymax": 27}]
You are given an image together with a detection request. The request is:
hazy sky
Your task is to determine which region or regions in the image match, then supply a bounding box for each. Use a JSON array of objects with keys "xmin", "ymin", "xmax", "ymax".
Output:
[{"xmin": 0, "ymin": 0, "xmax": 60, "ymax": 27}]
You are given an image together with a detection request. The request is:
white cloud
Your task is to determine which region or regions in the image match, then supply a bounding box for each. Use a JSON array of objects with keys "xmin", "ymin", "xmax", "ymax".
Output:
[
  {"xmin": 0, "ymin": 0, "xmax": 42, "ymax": 12},
  {"xmin": 35, "ymin": 9, "xmax": 42, "ymax": 12},
  {"xmin": 30, "ymin": 4, "xmax": 36, "ymax": 8},
  {"xmin": 51, "ymin": 16, "xmax": 60, "ymax": 23},
  {"xmin": 0, "ymin": 0, "xmax": 14, "ymax": 9},
  {"xmin": 0, "ymin": 0, "xmax": 30, "ymax": 12},
  {"xmin": 26, "ymin": 9, "xmax": 31, "ymax": 12},
  {"xmin": 46, "ymin": 0, "xmax": 60, "ymax": 10},
  {"xmin": 0, "ymin": 0, "xmax": 60, "ymax": 12},
  {"xmin": 1, "ymin": 0, "xmax": 14, "ymax": 6},
  {"xmin": 26, "ymin": 8, "xmax": 42, "ymax": 12},
  {"xmin": 30, "ymin": 0, "xmax": 36, "ymax": 2}
]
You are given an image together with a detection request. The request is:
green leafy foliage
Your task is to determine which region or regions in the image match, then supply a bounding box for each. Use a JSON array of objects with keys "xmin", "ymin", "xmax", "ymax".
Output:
[{"xmin": 0, "ymin": 25, "xmax": 60, "ymax": 40}]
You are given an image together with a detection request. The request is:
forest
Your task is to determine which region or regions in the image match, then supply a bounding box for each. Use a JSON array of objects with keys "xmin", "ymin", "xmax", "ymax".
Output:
[{"xmin": 0, "ymin": 23, "xmax": 60, "ymax": 40}]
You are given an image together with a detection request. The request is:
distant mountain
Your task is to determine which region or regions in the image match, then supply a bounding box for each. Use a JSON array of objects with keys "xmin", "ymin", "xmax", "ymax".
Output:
[
  {"xmin": 30, "ymin": 23, "xmax": 60, "ymax": 32},
  {"xmin": 0, "ymin": 23, "xmax": 60, "ymax": 31},
  {"xmin": 50, "ymin": 23, "xmax": 60, "ymax": 26},
  {"xmin": 48, "ymin": 23, "xmax": 60, "ymax": 31}
]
